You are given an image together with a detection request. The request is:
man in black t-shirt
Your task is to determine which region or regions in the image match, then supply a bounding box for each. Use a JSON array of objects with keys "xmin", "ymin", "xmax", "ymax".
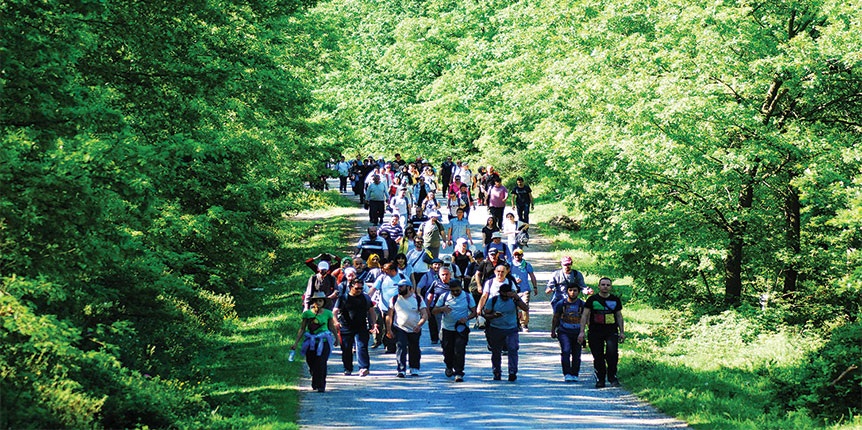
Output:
[
  {"xmin": 333, "ymin": 278, "xmax": 378, "ymax": 376},
  {"xmin": 510, "ymin": 177, "xmax": 534, "ymax": 223},
  {"xmin": 579, "ymin": 277, "xmax": 625, "ymax": 388}
]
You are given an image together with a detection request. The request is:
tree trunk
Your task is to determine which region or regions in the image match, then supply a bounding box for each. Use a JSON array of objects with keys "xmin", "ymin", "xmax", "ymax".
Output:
[
  {"xmin": 725, "ymin": 167, "xmax": 757, "ymax": 304},
  {"xmin": 783, "ymin": 183, "xmax": 801, "ymax": 292}
]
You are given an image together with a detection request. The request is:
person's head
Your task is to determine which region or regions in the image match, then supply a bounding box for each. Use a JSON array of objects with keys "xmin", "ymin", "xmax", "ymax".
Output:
[
  {"xmin": 383, "ymin": 261, "xmax": 399, "ymax": 276},
  {"xmin": 395, "ymin": 253, "xmax": 408, "ymax": 268},
  {"xmin": 367, "ymin": 226, "xmax": 378, "ymax": 239},
  {"xmin": 317, "ymin": 261, "xmax": 330, "ymax": 276},
  {"xmin": 473, "ymin": 250, "xmax": 484, "ymax": 263},
  {"xmin": 561, "ymin": 256, "xmax": 573, "ymax": 272},
  {"xmin": 460, "ymin": 183, "xmax": 468, "ymax": 191},
  {"xmin": 487, "ymin": 248, "xmax": 499, "ymax": 261},
  {"xmin": 372, "ymin": 175, "xmax": 380, "ymax": 183},
  {"xmin": 309, "ymin": 292, "xmax": 326, "ymax": 310},
  {"xmin": 449, "ymin": 191, "xmax": 456, "ymax": 199},
  {"xmin": 449, "ymin": 278, "xmax": 463, "ymax": 297},
  {"xmin": 404, "ymin": 226, "xmax": 416, "ymax": 238},
  {"xmin": 398, "ymin": 187, "xmax": 407, "ymax": 196},
  {"xmin": 498, "ymin": 280, "xmax": 513, "ymax": 300},
  {"xmin": 379, "ymin": 230, "xmax": 390, "ymax": 241},
  {"xmin": 494, "ymin": 176, "xmax": 502, "ymax": 186},
  {"xmin": 598, "ymin": 277, "xmax": 612, "ymax": 295},
  {"xmin": 367, "ymin": 254, "xmax": 381, "ymax": 268},
  {"xmin": 506, "ymin": 212, "xmax": 516, "ymax": 223},
  {"xmin": 393, "ymin": 176, "xmax": 401, "ymax": 185},
  {"xmin": 343, "ymin": 266, "xmax": 357, "ymax": 282},
  {"xmin": 566, "ymin": 284, "xmax": 579, "ymax": 301},
  {"xmin": 350, "ymin": 277, "xmax": 364, "ymax": 295},
  {"xmin": 414, "ymin": 237, "xmax": 424, "ymax": 249},
  {"xmin": 456, "ymin": 207, "xmax": 465, "ymax": 219},
  {"xmin": 447, "ymin": 156, "xmax": 452, "ymax": 162},
  {"xmin": 455, "ymin": 237, "xmax": 468, "ymax": 251},
  {"xmin": 430, "ymin": 258, "xmax": 443, "ymax": 272},
  {"xmin": 341, "ymin": 257, "xmax": 353, "ymax": 268},
  {"xmin": 516, "ymin": 177, "xmax": 524, "ymax": 186},
  {"xmin": 353, "ymin": 257, "xmax": 365, "ymax": 269},
  {"xmin": 486, "ymin": 216, "xmax": 496, "ymax": 228},
  {"xmin": 491, "ymin": 232, "xmax": 502, "ymax": 243},
  {"xmin": 429, "ymin": 211, "xmax": 441, "ymax": 220},
  {"xmin": 439, "ymin": 266, "xmax": 452, "ymax": 283},
  {"xmin": 494, "ymin": 263, "xmax": 508, "ymax": 281},
  {"xmin": 513, "ymin": 248, "xmax": 524, "ymax": 261},
  {"xmin": 389, "ymin": 215, "xmax": 400, "ymax": 226},
  {"xmin": 453, "ymin": 176, "xmax": 461, "ymax": 183},
  {"xmin": 397, "ymin": 279, "xmax": 413, "ymax": 296}
]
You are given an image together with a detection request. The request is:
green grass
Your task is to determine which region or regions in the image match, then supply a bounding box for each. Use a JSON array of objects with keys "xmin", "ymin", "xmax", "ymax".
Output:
[
  {"xmin": 196, "ymin": 199, "xmax": 356, "ymax": 429},
  {"xmin": 530, "ymin": 198, "xmax": 860, "ymax": 430}
]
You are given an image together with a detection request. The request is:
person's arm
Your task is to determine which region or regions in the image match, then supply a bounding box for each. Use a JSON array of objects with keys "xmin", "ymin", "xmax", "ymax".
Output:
[
  {"xmin": 465, "ymin": 226, "xmax": 473, "ymax": 244},
  {"xmin": 550, "ymin": 310, "xmax": 561, "ymax": 339},
  {"xmin": 545, "ymin": 274, "xmax": 555, "ymax": 295},
  {"xmin": 510, "ymin": 192, "xmax": 516, "ymax": 210},
  {"xmin": 466, "ymin": 303, "xmax": 477, "ymax": 322},
  {"xmin": 578, "ymin": 307, "xmax": 591, "ymax": 344},
  {"xmin": 529, "ymin": 271, "xmax": 538, "ymax": 295},
  {"xmin": 415, "ymin": 304, "xmax": 428, "ymax": 333},
  {"xmin": 292, "ymin": 318, "xmax": 308, "ymax": 350},
  {"xmin": 328, "ymin": 314, "xmax": 340, "ymax": 347},
  {"xmin": 447, "ymin": 226, "xmax": 454, "ymax": 246},
  {"xmin": 385, "ymin": 307, "xmax": 395, "ymax": 338},
  {"xmin": 473, "ymin": 271, "xmax": 483, "ymax": 294},
  {"xmin": 615, "ymin": 310, "xmax": 625, "ymax": 342},
  {"xmin": 368, "ymin": 302, "xmax": 379, "ymax": 334},
  {"xmin": 332, "ymin": 305, "xmax": 342, "ymax": 331},
  {"xmin": 477, "ymin": 291, "xmax": 490, "ymax": 316},
  {"xmin": 529, "ymin": 191, "xmax": 534, "ymax": 209}
]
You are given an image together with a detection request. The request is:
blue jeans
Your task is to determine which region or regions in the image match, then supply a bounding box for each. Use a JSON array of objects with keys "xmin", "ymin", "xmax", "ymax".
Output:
[
  {"xmin": 588, "ymin": 330, "xmax": 619, "ymax": 382},
  {"xmin": 340, "ymin": 329, "xmax": 370, "ymax": 372},
  {"xmin": 516, "ymin": 202, "xmax": 530, "ymax": 223},
  {"xmin": 486, "ymin": 327, "xmax": 519, "ymax": 376},
  {"xmin": 557, "ymin": 331, "xmax": 582, "ymax": 376},
  {"xmin": 393, "ymin": 326, "xmax": 421, "ymax": 371}
]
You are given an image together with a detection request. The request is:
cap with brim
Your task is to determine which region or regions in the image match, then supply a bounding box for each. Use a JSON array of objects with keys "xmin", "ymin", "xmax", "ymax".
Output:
[
  {"xmin": 430, "ymin": 258, "xmax": 443, "ymax": 264},
  {"xmin": 513, "ymin": 249, "xmax": 524, "ymax": 255},
  {"xmin": 318, "ymin": 261, "xmax": 330, "ymax": 271},
  {"xmin": 561, "ymin": 256, "xmax": 573, "ymax": 265},
  {"xmin": 442, "ymin": 255, "xmax": 453, "ymax": 263},
  {"xmin": 455, "ymin": 237, "xmax": 468, "ymax": 244},
  {"xmin": 488, "ymin": 248, "xmax": 499, "ymax": 255},
  {"xmin": 491, "ymin": 232, "xmax": 502, "ymax": 239},
  {"xmin": 396, "ymin": 279, "xmax": 412, "ymax": 287},
  {"xmin": 430, "ymin": 211, "xmax": 442, "ymax": 218},
  {"xmin": 309, "ymin": 291, "xmax": 327, "ymax": 300}
]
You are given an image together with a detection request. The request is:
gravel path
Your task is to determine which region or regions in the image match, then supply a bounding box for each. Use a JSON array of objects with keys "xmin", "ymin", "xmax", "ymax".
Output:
[{"xmin": 297, "ymin": 180, "xmax": 688, "ymax": 429}]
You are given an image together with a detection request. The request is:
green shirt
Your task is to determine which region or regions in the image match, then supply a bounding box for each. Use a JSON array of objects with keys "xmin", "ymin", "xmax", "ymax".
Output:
[{"xmin": 301, "ymin": 308, "xmax": 333, "ymax": 334}]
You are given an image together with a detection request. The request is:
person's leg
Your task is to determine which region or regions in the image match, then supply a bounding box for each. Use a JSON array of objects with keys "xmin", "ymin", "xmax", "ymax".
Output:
[
  {"xmin": 368, "ymin": 205, "xmax": 375, "ymax": 224},
  {"xmin": 394, "ymin": 327, "xmax": 408, "ymax": 373},
  {"xmin": 305, "ymin": 349, "xmax": 319, "ymax": 389},
  {"xmin": 374, "ymin": 201, "xmax": 386, "ymax": 225},
  {"xmin": 588, "ymin": 331, "xmax": 607, "ymax": 384},
  {"xmin": 356, "ymin": 330, "xmax": 371, "ymax": 371},
  {"xmin": 558, "ymin": 331, "xmax": 573, "ymax": 376},
  {"xmin": 441, "ymin": 329, "xmax": 454, "ymax": 372},
  {"xmin": 486, "ymin": 328, "xmax": 502, "ymax": 377},
  {"xmin": 317, "ymin": 343, "xmax": 331, "ymax": 391},
  {"xmin": 505, "ymin": 331, "xmax": 520, "ymax": 376},
  {"xmin": 340, "ymin": 330, "xmax": 356, "ymax": 373},
  {"xmin": 453, "ymin": 332, "xmax": 468, "ymax": 376},
  {"xmin": 572, "ymin": 334, "xmax": 583, "ymax": 377},
  {"xmin": 606, "ymin": 333, "xmax": 620, "ymax": 382},
  {"xmin": 428, "ymin": 312, "xmax": 441, "ymax": 343},
  {"xmin": 428, "ymin": 246, "xmax": 440, "ymax": 259},
  {"xmin": 518, "ymin": 291, "xmax": 531, "ymax": 329},
  {"xmin": 407, "ymin": 331, "xmax": 422, "ymax": 370},
  {"xmin": 517, "ymin": 203, "xmax": 529, "ymax": 223}
]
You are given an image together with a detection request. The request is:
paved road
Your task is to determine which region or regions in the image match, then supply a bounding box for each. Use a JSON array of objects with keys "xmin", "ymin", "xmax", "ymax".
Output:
[{"xmin": 297, "ymin": 180, "xmax": 687, "ymax": 429}]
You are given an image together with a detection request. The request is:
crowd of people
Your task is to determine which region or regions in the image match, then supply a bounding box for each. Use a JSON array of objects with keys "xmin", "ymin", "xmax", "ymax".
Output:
[{"xmin": 291, "ymin": 154, "xmax": 625, "ymax": 393}]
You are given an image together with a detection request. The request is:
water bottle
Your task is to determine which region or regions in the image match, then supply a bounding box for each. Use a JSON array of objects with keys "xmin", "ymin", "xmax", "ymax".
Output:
[{"xmin": 289, "ymin": 350, "xmax": 296, "ymax": 362}]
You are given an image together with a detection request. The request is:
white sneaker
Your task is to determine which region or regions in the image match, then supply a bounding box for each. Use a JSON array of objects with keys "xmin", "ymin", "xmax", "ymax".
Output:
[{"xmin": 409, "ymin": 368, "xmax": 420, "ymax": 376}]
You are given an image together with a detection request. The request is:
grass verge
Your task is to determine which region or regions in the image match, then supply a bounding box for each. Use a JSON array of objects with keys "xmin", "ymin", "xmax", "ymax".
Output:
[{"xmin": 196, "ymin": 191, "xmax": 357, "ymax": 429}]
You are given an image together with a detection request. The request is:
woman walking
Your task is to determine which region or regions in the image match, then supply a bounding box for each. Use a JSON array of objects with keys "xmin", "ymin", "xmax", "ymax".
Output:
[{"xmin": 292, "ymin": 292, "xmax": 339, "ymax": 392}]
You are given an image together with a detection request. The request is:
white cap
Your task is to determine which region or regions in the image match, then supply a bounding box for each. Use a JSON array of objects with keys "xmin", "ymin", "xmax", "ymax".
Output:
[{"xmin": 318, "ymin": 261, "xmax": 330, "ymax": 271}]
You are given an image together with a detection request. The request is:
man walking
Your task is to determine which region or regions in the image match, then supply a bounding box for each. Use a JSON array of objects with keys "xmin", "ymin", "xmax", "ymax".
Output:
[
  {"xmin": 508, "ymin": 249, "xmax": 538, "ymax": 331},
  {"xmin": 432, "ymin": 279, "xmax": 476, "ymax": 382},
  {"xmin": 335, "ymin": 156, "xmax": 351, "ymax": 193},
  {"xmin": 386, "ymin": 280, "xmax": 428, "ymax": 377},
  {"xmin": 579, "ymin": 278, "xmax": 625, "ymax": 388},
  {"xmin": 545, "ymin": 256, "xmax": 586, "ymax": 309},
  {"xmin": 483, "ymin": 280, "xmax": 528, "ymax": 381},
  {"xmin": 510, "ymin": 177, "xmax": 534, "ymax": 223},
  {"xmin": 333, "ymin": 278, "xmax": 377, "ymax": 376},
  {"xmin": 366, "ymin": 174, "xmax": 388, "ymax": 226}
]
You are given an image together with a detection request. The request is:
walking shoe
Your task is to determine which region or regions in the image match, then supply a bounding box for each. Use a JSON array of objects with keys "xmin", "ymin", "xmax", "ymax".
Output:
[
  {"xmin": 508, "ymin": 374, "xmax": 517, "ymax": 382},
  {"xmin": 370, "ymin": 342, "xmax": 381, "ymax": 349},
  {"xmin": 493, "ymin": 373, "xmax": 502, "ymax": 381},
  {"xmin": 454, "ymin": 375, "xmax": 464, "ymax": 382},
  {"xmin": 564, "ymin": 374, "xmax": 573, "ymax": 382},
  {"xmin": 409, "ymin": 368, "xmax": 420, "ymax": 376},
  {"xmin": 522, "ymin": 326, "xmax": 529, "ymax": 332},
  {"xmin": 571, "ymin": 375, "xmax": 579, "ymax": 382},
  {"xmin": 445, "ymin": 369, "xmax": 454, "ymax": 378},
  {"xmin": 344, "ymin": 370, "xmax": 352, "ymax": 376},
  {"xmin": 595, "ymin": 380, "xmax": 606, "ymax": 388},
  {"xmin": 317, "ymin": 387, "xmax": 326, "ymax": 392},
  {"xmin": 359, "ymin": 369, "xmax": 369, "ymax": 377},
  {"xmin": 396, "ymin": 371, "xmax": 405, "ymax": 378},
  {"xmin": 609, "ymin": 378, "xmax": 620, "ymax": 387}
]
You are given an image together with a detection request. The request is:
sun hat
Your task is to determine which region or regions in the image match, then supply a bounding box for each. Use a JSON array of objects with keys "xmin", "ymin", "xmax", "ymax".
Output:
[{"xmin": 309, "ymin": 291, "xmax": 327, "ymax": 300}]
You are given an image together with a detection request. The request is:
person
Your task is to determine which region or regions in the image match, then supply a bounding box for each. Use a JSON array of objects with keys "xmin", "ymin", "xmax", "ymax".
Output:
[
  {"xmin": 389, "ymin": 188, "xmax": 412, "ymax": 228},
  {"xmin": 451, "ymin": 239, "xmax": 473, "ymax": 284},
  {"xmin": 425, "ymin": 265, "xmax": 455, "ymax": 345},
  {"xmin": 333, "ymin": 278, "xmax": 378, "ymax": 376},
  {"xmin": 551, "ymin": 284, "xmax": 586, "ymax": 382},
  {"xmin": 378, "ymin": 215, "xmax": 404, "ymax": 246},
  {"xmin": 420, "ymin": 166, "xmax": 438, "ymax": 195},
  {"xmin": 456, "ymin": 162, "xmax": 472, "ymax": 188},
  {"xmin": 546, "ymin": 256, "xmax": 586, "ymax": 309},
  {"xmin": 473, "ymin": 166, "xmax": 487, "ymax": 205},
  {"xmin": 501, "ymin": 212, "xmax": 528, "ymax": 257},
  {"xmin": 483, "ymin": 278, "xmax": 528, "ymax": 381},
  {"xmin": 446, "ymin": 190, "xmax": 460, "ymax": 220},
  {"xmin": 432, "ymin": 278, "xmax": 476, "ymax": 382},
  {"xmin": 413, "ymin": 176, "xmax": 430, "ymax": 213},
  {"xmin": 485, "ymin": 176, "xmax": 508, "ymax": 228},
  {"xmin": 579, "ymin": 278, "xmax": 625, "ymax": 388},
  {"xmin": 481, "ymin": 216, "xmax": 499, "ymax": 248},
  {"xmin": 335, "ymin": 156, "xmax": 351, "ymax": 193},
  {"xmin": 303, "ymin": 252, "xmax": 339, "ymax": 275},
  {"xmin": 510, "ymin": 177, "xmax": 534, "ymax": 223},
  {"xmin": 421, "ymin": 190, "xmax": 440, "ymax": 217},
  {"xmin": 369, "ymin": 262, "xmax": 408, "ymax": 352},
  {"xmin": 366, "ymin": 174, "xmax": 389, "ymax": 225},
  {"xmin": 363, "ymin": 254, "xmax": 383, "ymax": 293},
  {"xmin": 485, "ymin": 232, "xmax": 511, "ymax": 262},
  {"xmin": 509, "ymin": 249, "xmax": 538, "ymax": 331},
  {"xmin": 292, "ymin": 292, "xmax": 338, "ymax": 392},
  {"xmin": 456, "ymin": 183, "xmax": 475, "ymax": 219},
  {"xmin": 377, "ymin": 230, "xmax": 398, "ymax": 264},
  {"xmin": 398, "ymin": 226, "xmax": 416, "ymax": 255},
  {"xmin": 441, "ymin": 156, "xmax": 455, "ymax": 195},
  {"xmin": 355, "ymin": 227, "xmax": 388, "ymax": 262},
  {"xmin": 419, "ymin": 211, "xmax": 447, "ymax": 258},
  {"xmin": 448, "ymin": 175, "xmax": 465, "ymax": 198},
  {"xmin": 447, "ymin": 207, "xmax": 473, "ymax": 248},
  {"xmin": 394, "ymin": 253, "xmax": 413, "ymax": 283},
  {"xmin": 406, "ymin": 237, "xmax": 431, "ymax": 286},
  {"xmin": 303, "ymin": 261, "xmax": 338, "ymax": 310},
  {"xmin": 386, "ymin": 279, "xmax": 428, "ymax": 377}
]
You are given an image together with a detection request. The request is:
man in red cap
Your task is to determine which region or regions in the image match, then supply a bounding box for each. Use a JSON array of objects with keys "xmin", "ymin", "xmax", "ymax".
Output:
[{"xmin": 545, "ymin": 256, "xmax": 586, "ymax": 309}]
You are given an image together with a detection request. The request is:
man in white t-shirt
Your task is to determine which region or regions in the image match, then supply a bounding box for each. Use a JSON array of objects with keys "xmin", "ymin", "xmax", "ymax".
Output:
[{"xmin": 386, "ymin": 280, "xmax": 428, "ymax": 377}]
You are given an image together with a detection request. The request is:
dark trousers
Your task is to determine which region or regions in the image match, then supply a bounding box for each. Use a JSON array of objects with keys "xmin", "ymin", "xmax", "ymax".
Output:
[
  {"xmin": 486, "ymin": 327, "xmax": 519, "ymax": 376},
  {"xmin": 339, "ymin": 175, "xmax": 348, "ymax": 192},
  {"xmin": 369, "ymin": 200, "xmax": 385, "ymax": 225},
  {"xmin": 305, "ymin": 342, "xmax": 331, "ymax": 390},
  {"xmin": 516, "ymin": 202, "xmax": 530, "ymax": 223},
  {"xmin": 557, "ymin": 331, "xmax": 582, "ymax": 376},
  {"xmin": 339, "ymin": 329, "xmax": 370, "ymax": 372},
  {"xmin": 427, "ymin": 310, "xmax": 441, "ymax": 342},
  {"xmin": 442, "ymin": 176, "xmax": 451, "ymax": 196},
  {"xmin": 588, "ymin": 330, "xmax": 619, "ymax": 382},
  {"xmin": 489, "ymin": 206, "xmax": 504, "ymax": 230},
  {"xmin": 441, "ymin": 329, "xmax": 469, "ymax": 376},
  {"xmin": 393, "ymin": 326, "xmax": 421, "ymax": 371}
]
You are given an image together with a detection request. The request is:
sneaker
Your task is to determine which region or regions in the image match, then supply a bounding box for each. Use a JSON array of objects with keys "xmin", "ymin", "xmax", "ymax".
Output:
[
  {"xmin": 522, "ymin": 326, "xmax": 529, "ymax": 332},
  {"xmin": 445, "ymin": 369, "xmax": 454, "ymax": 378},
  {"xmin": 609, "ymin": 378, "xmax": 620, "ymax": 387},
  {"xmin": 344, "ymin": 370, "xmax": 352, "ymax": 376},
  {"xmin": 397, "ymin": 372, "xmax": 405, "ymax": 378},
  {"xmin": 595, "ymin": 380, "xmax": 606, "ymax": 388},
  {"xmin": 359, "ymin": 369, "xmax": 369, "ymax": 377},
  {"xmin": 493, "ymin": 373, "xmax": 502, "ymax": 381},
  {"xmin": 454, "ymin": 375, "xmax": 464, "ymax": 382},
  {"xmin": 508, "ymin": 374, "xmax": 517, "ymax": 382},
  {"xmin": 571, "ymin": 375, "xmax": 579, "ymax": 382},
  {"xmin": 564, "ymin": 375, "xmax": 573, "ymax": 382},
  {"xmin": 317, "ymin": 387, "xmax": 326, "ymax": 392},
  {"xmin": 409, "ymin": 368, "xmax": 420, "ymax": 377}
]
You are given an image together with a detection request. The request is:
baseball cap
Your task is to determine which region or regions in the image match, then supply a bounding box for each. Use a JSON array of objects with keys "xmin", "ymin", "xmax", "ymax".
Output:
[
  {"xmin": 491, "ymin": 232, "xmax": 502, "ymax": 239},
  {"xmin": 560, "ymin": 256, "xmax": 573, "ymax": 265},
  {"xmin": 488, "ymin": 248, "xmax": 499, "ymax": 255},
  {"xmin": 430, "ymin": 258, "xmax": 443, "ymax": 265},
  {"xmin": 318, "ymin": 261, "xmax": 330, "ymax": 271},
  {"xmin": 513, "ymin": 249, "xmax": 524, "ymax": 255}
]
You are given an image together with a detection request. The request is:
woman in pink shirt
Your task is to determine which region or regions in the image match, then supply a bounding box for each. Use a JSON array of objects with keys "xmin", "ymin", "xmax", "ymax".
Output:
[{"xmin": 485, "ymin": 176, "xmax": 508, "ymax": 228}]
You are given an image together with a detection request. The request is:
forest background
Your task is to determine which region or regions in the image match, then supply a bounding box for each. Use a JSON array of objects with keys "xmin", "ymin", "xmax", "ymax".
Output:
[{"xmin": 1, "ymin": 0, "xmax": 859, "ymax": 428}]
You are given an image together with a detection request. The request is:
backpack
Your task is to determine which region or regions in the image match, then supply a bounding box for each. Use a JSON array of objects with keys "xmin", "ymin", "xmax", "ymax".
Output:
[{"xmin": 515, "ymin": 229, "xmax": 529, "ymax": 247}]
